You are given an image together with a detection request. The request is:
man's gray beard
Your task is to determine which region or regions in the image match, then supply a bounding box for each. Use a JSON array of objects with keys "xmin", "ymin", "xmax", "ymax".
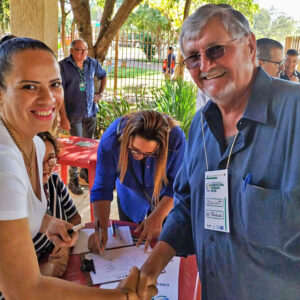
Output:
[{"xmin": 203, "ymin": 80, "xmax": 236, "ymax": 105}]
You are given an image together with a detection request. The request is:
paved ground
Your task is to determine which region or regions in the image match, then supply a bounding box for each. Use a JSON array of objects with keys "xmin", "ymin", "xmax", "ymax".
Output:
[{"xmin": 68, "ymin": 176, "xmax": 120, "ymax": 224}]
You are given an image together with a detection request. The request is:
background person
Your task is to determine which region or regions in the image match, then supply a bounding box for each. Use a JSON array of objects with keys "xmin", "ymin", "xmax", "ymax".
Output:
[
  {"xmin": 137, "ymin": 4, "xmax": 300, "ymax": 300},
  {"xmin": 88, "ymin": 110, "xmax": 186, "ymax": 253},
  {"xmin": 59, "ymin": 38, "xmax": 107, "ymax": 195},
  {"xmin": 280, "ymin": 48, "xmax": 300, "ymax": 82},
  {"xmin": 164, "ymin": 46, "xmax": 176, "ymax": 79},
  {"xmin": 36, "ymin": 131, "xmax": 81, "ymax": 278},
  {"xmin": 0, "ymin": 37, "xmax": 151, "ymax": 300},
  {"xmin": 256, "ymin": 37, "xmax": 283, "ymax": 77}
]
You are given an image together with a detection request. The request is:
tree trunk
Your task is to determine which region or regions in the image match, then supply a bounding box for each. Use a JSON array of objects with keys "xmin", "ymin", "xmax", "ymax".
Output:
[
  {"xmin": 174, "ymin": 0, "xmax": 192, "ymax": 80},
  {"xmin": 95, "ymin": 0, "xmax": 143, "ymax": 63},
  {"xmin": 59, "ymin": 0, "xmax": 70, "ymax": 57},
  {"xmin": 96, "ymin": 0, "xmax": 116, "ymax": 44},
  {"xmin": 69, "ymin": 0, "xmax": 95, "ymax": 58}
]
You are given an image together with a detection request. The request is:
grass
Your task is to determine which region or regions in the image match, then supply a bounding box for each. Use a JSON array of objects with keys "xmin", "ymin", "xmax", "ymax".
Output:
[{"xmin": 107, "ymin": 67, "xmax": 161, "ymax": 78}]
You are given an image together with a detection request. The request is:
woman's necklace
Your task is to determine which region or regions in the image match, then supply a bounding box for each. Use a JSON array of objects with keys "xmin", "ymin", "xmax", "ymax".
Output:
[{"xmin": 1, "ymin": 117, "xmax": 35, "ymax": 176}]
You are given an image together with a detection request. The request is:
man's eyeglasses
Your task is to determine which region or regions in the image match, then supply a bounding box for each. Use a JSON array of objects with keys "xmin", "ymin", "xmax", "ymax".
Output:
[
  {"xmin": 184, "ymin": 39, "xmax": 238, "ymax": 70},
  {"xmin": 73, "ymin": 48, "xmax": 88, "ymax": 54},
  {"xmin": 128, "ymin": 147, "xmax": 159, "ymax": 159},
  {"xmin": 259, "ymin": 58, "xmax": 283, "ymax": 66},
  {"xmin": 43, "ymin": 156, "xmax": 58, "ymax": 168}
]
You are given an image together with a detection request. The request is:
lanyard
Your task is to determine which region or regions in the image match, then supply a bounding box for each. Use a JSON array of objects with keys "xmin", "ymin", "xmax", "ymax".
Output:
[
  {"xmin": 201, "ymin": 112, "xmax": 239, "ymax": 171},
  {"xmin": 76, "ymin": 65, "xmax": 85, "ymax": 82}
]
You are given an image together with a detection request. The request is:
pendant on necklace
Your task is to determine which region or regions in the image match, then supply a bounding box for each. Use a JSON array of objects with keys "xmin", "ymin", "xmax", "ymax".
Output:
[{"xmin": 79, "ymin": 82, "xmax": 85, "ymax": 91}]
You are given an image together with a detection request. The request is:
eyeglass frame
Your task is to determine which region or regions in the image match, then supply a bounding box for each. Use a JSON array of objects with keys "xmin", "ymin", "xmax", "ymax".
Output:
[
  {"xmin": 258, "ymin": 58, "xmax": 283, "ymax": 66},
  {"xmin": 72, "ymin": 48, "xmax": 88, "ymax": 54},
  {"xmin": 128, "ymin": 146, "xmax": 159, "ymax": 159},
  {"xmin": 43, "ymin": 155, "xmax": 58, "ymax": 168},
  {"xmin": 183, "ymin": 38, "xmax": 238, "ymax": 70}
]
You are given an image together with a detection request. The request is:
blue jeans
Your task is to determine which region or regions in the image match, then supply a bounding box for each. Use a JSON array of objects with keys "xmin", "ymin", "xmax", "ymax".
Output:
[{"xmin": 69, "ymin": 115, "xmax": 97, "ymax": 181}]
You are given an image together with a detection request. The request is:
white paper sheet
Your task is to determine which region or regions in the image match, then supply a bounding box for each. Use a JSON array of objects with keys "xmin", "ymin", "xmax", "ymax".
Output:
[
  {"xmin": 100, "ymin": 256, "xmax": 180, "ymax": 300},
  {"xmin": 86, "ymin": 246, "xmax": 150, "ymax": 284},
  {"xmin": 72, "ymin": 226, "xmax": 133, "ymax": 254}
]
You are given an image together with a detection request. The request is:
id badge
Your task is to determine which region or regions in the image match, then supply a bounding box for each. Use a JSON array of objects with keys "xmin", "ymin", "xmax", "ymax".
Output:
[
  {"xmin": 204, "ymin": 169, "xmax": 230, "ymax": 233},
  {"xmin": 79, "ymin": 82, "xmax": 85, "ymax": 91}
]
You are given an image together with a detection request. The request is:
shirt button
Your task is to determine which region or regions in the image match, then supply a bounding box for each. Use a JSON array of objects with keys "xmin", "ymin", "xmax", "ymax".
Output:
[
  {"xmin": 237, "ymin": 120, "xmax": 244, "ymax": 129},
  {"xmin": 209, "ymin": 234, "xmax": 214, "ymax": 242},
  {"xmin": 146, "ymin": 165, "xmax": 150, "ymax": 168}
]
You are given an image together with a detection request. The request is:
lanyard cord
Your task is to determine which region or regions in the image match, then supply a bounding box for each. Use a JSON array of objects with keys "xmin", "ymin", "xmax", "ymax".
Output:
[
  {"xmin": 201, "ymin": 112, "xmax": 239, "ymax": 171},
  {"xmin": 77, "ymin": 66, "xmax": 84, "ymax": 82}
]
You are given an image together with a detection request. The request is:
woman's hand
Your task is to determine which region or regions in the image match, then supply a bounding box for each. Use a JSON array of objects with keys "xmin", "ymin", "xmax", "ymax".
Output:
[
  {"xmin": 88, "ymin": 228, "xmax": 108, "ymax": 254},
  {"xmin": 41, "ymin": 215, "xmax": 78, "ymax": 248},
  {"xmin": 134, "ymin": 213, "xmax": 164, "ymax": 252}
]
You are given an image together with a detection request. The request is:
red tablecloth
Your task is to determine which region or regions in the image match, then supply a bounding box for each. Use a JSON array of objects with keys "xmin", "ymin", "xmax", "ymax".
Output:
[{"xmin": 57, "ymin": 136, "xmax": 99, "ymax": 220}]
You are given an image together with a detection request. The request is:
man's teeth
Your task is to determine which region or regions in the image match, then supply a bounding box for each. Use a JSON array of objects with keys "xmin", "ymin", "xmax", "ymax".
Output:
[
  {"xmin": 35, "ymin": 109, "xmax": 53, "ymax": 116},
  {"xmin": 206, "ymin": 72, "xmax": 225, "ymax": 80}
]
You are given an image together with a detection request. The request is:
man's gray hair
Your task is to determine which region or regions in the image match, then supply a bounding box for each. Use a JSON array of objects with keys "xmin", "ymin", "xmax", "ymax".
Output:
[
  {"xmin": 179, "ymin": 4, "xmax": 252, "ymax": 57},
  {"xmin": 70, "ymin": 38, "xmax": 87, "ymax": 49}
]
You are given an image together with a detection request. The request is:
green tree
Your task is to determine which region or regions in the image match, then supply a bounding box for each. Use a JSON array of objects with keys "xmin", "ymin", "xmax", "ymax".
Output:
[
  {"xmin": 122, "ymin": 4, "xmax": 170, "ymax": 33},
  {"xmin": 0, "ymin": 0, "xmax": 9, "ymax": 32},
  {"xmin": 253, "ymin": 7, "xmax": 300, "ymax": 42}
]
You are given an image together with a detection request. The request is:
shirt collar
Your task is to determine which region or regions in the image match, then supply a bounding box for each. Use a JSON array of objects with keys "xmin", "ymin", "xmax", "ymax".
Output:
[
  {"xmin": 203, "ymin": 67, "xmax": 270, "ymax": 125},
  {"xmin": 66, "ymin": 54, "xmax": 88, "ymax": 66}
]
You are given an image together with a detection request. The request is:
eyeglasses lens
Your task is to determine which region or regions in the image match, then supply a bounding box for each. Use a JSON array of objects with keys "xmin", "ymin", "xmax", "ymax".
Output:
[{"xmin": 185, "ymin": 45, "xmax": 226, "ymax": 70}]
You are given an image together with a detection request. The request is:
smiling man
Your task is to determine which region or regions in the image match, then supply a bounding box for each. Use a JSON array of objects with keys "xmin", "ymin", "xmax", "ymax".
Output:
[
  {"xmin": 137, "ymin": 4, "xmax": 300, "ymax": 300},
  {"xmin": 280, "ymin": 48, "xmax": 300, "ymax": 82}
]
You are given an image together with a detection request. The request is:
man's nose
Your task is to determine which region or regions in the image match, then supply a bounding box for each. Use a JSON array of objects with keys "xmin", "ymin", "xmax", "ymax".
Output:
[{"xmin": 200, "ymin": 54, "xmax": 216, "ymax": 72}]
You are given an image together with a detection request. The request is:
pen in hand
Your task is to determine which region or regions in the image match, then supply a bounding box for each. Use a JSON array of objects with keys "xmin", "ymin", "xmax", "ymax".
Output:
[
  {"xmin": 67, "ymin": 223, "xmax": 85, "ymax": 235},
  {"xmin": 97, "ymin": 220, "xmax": 103, "ymax": 251}
]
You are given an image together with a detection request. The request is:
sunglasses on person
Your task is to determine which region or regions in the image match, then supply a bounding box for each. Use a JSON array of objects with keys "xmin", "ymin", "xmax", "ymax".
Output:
[
  {"xmin": 43, "ymin": 156, "xmax": 58, "ymax": 168},
  {"xmin": 183, "ymin": 38, "xmax": 238, "ymax": 70},
  {"xmin": 128, "ymin": 147, "xmax": 159, "ymax": 159},
  {"xmin": 73, "ymin": 48, "xmax": 88, "ymax": 54},
  {"xmin": 259, "ymin": 58, "xmax": 283, "ymax": 67}
]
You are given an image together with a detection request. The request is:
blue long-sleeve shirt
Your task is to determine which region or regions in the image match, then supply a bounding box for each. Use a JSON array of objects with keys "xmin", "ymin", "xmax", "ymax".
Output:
[
  {"xmin": 90, "ymin": 117, "xmax": 186, "ymax": 223},
  {"xmin": 59, "ymin": 55, "xmax": 106, "ymax": 118},
  {"xmin": 160, "ymin": 67, "xmax": 300, "ymax": 300}
]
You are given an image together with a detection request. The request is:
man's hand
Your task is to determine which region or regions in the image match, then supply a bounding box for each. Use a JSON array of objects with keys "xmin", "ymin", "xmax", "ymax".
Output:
[
  {"xmin": 88, "ymin": 228, "xmax": 107, "ymax": 254},
  {"xmin": 137, "ymin": 268, "xmax": 159, "ymax": 300},
  {"xmin": 42, "ymin": 215, "xmax": 78, "ymax": 248},
  {"xmin": 290, "ymin": 75, "xmax": 300, "ymax": 82},
  {"xmin": 93, "ymin": 92, "xmax": 103, "ymax": 103},
  {"xmin": 134, "ymin": 212, "xmax": 163, "ymax": 251},
  {"xmin": 119, "ymin": 266, "xmax": 158, "ymax": 300}
]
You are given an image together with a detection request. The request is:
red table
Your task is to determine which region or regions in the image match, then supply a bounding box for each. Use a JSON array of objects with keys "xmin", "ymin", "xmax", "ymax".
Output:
[
  {"xmin": 63, "ymin": 221, "xmax": 201, "ymax": 299},
  {"xmin": 58, "ymin": 136, "xmax": 99, "ymax": 220}
]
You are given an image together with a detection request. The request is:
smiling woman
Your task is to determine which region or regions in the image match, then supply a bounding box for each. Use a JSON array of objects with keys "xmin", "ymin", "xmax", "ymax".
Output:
[{"xmin": 0, "ymin": 38, "xmax": 144, "ymax": 300}]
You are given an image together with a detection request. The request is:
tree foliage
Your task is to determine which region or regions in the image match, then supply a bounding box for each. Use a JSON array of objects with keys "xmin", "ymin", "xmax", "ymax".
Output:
[
  {"xmin": 253, "ymin": 7, "xmax": 300, "ymax": 42},
  {"xmin": 0, "ymin": 0, "xmax": 9, "ymax": 32},
  {"xmin": 147, "ymin": 0, "xmax": 259, "ymax": 37},
  {"xmin": 122, "ymin": 4, "xmax": 170, "ymax": 33}
]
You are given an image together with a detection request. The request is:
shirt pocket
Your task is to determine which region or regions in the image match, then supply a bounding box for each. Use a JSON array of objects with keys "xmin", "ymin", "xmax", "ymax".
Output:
[{"xmin": 236, "ymin": 179, "xmax": 282, "ymax": 248}]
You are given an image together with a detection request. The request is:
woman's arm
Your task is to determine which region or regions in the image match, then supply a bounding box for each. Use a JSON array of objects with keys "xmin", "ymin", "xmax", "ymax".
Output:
[{"xmin": 0, "ymin": 218, "xmax": 137, "ymax": 300}]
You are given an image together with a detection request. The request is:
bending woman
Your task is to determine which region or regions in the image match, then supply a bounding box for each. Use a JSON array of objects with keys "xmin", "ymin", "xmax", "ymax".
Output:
[
  {"xmin": 88, "ymin": 110, "xmax": 186, "ymax": 252},
  {"xmin": 0, "ymin": 37, "xmax": 150, "ymax": 300}
]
